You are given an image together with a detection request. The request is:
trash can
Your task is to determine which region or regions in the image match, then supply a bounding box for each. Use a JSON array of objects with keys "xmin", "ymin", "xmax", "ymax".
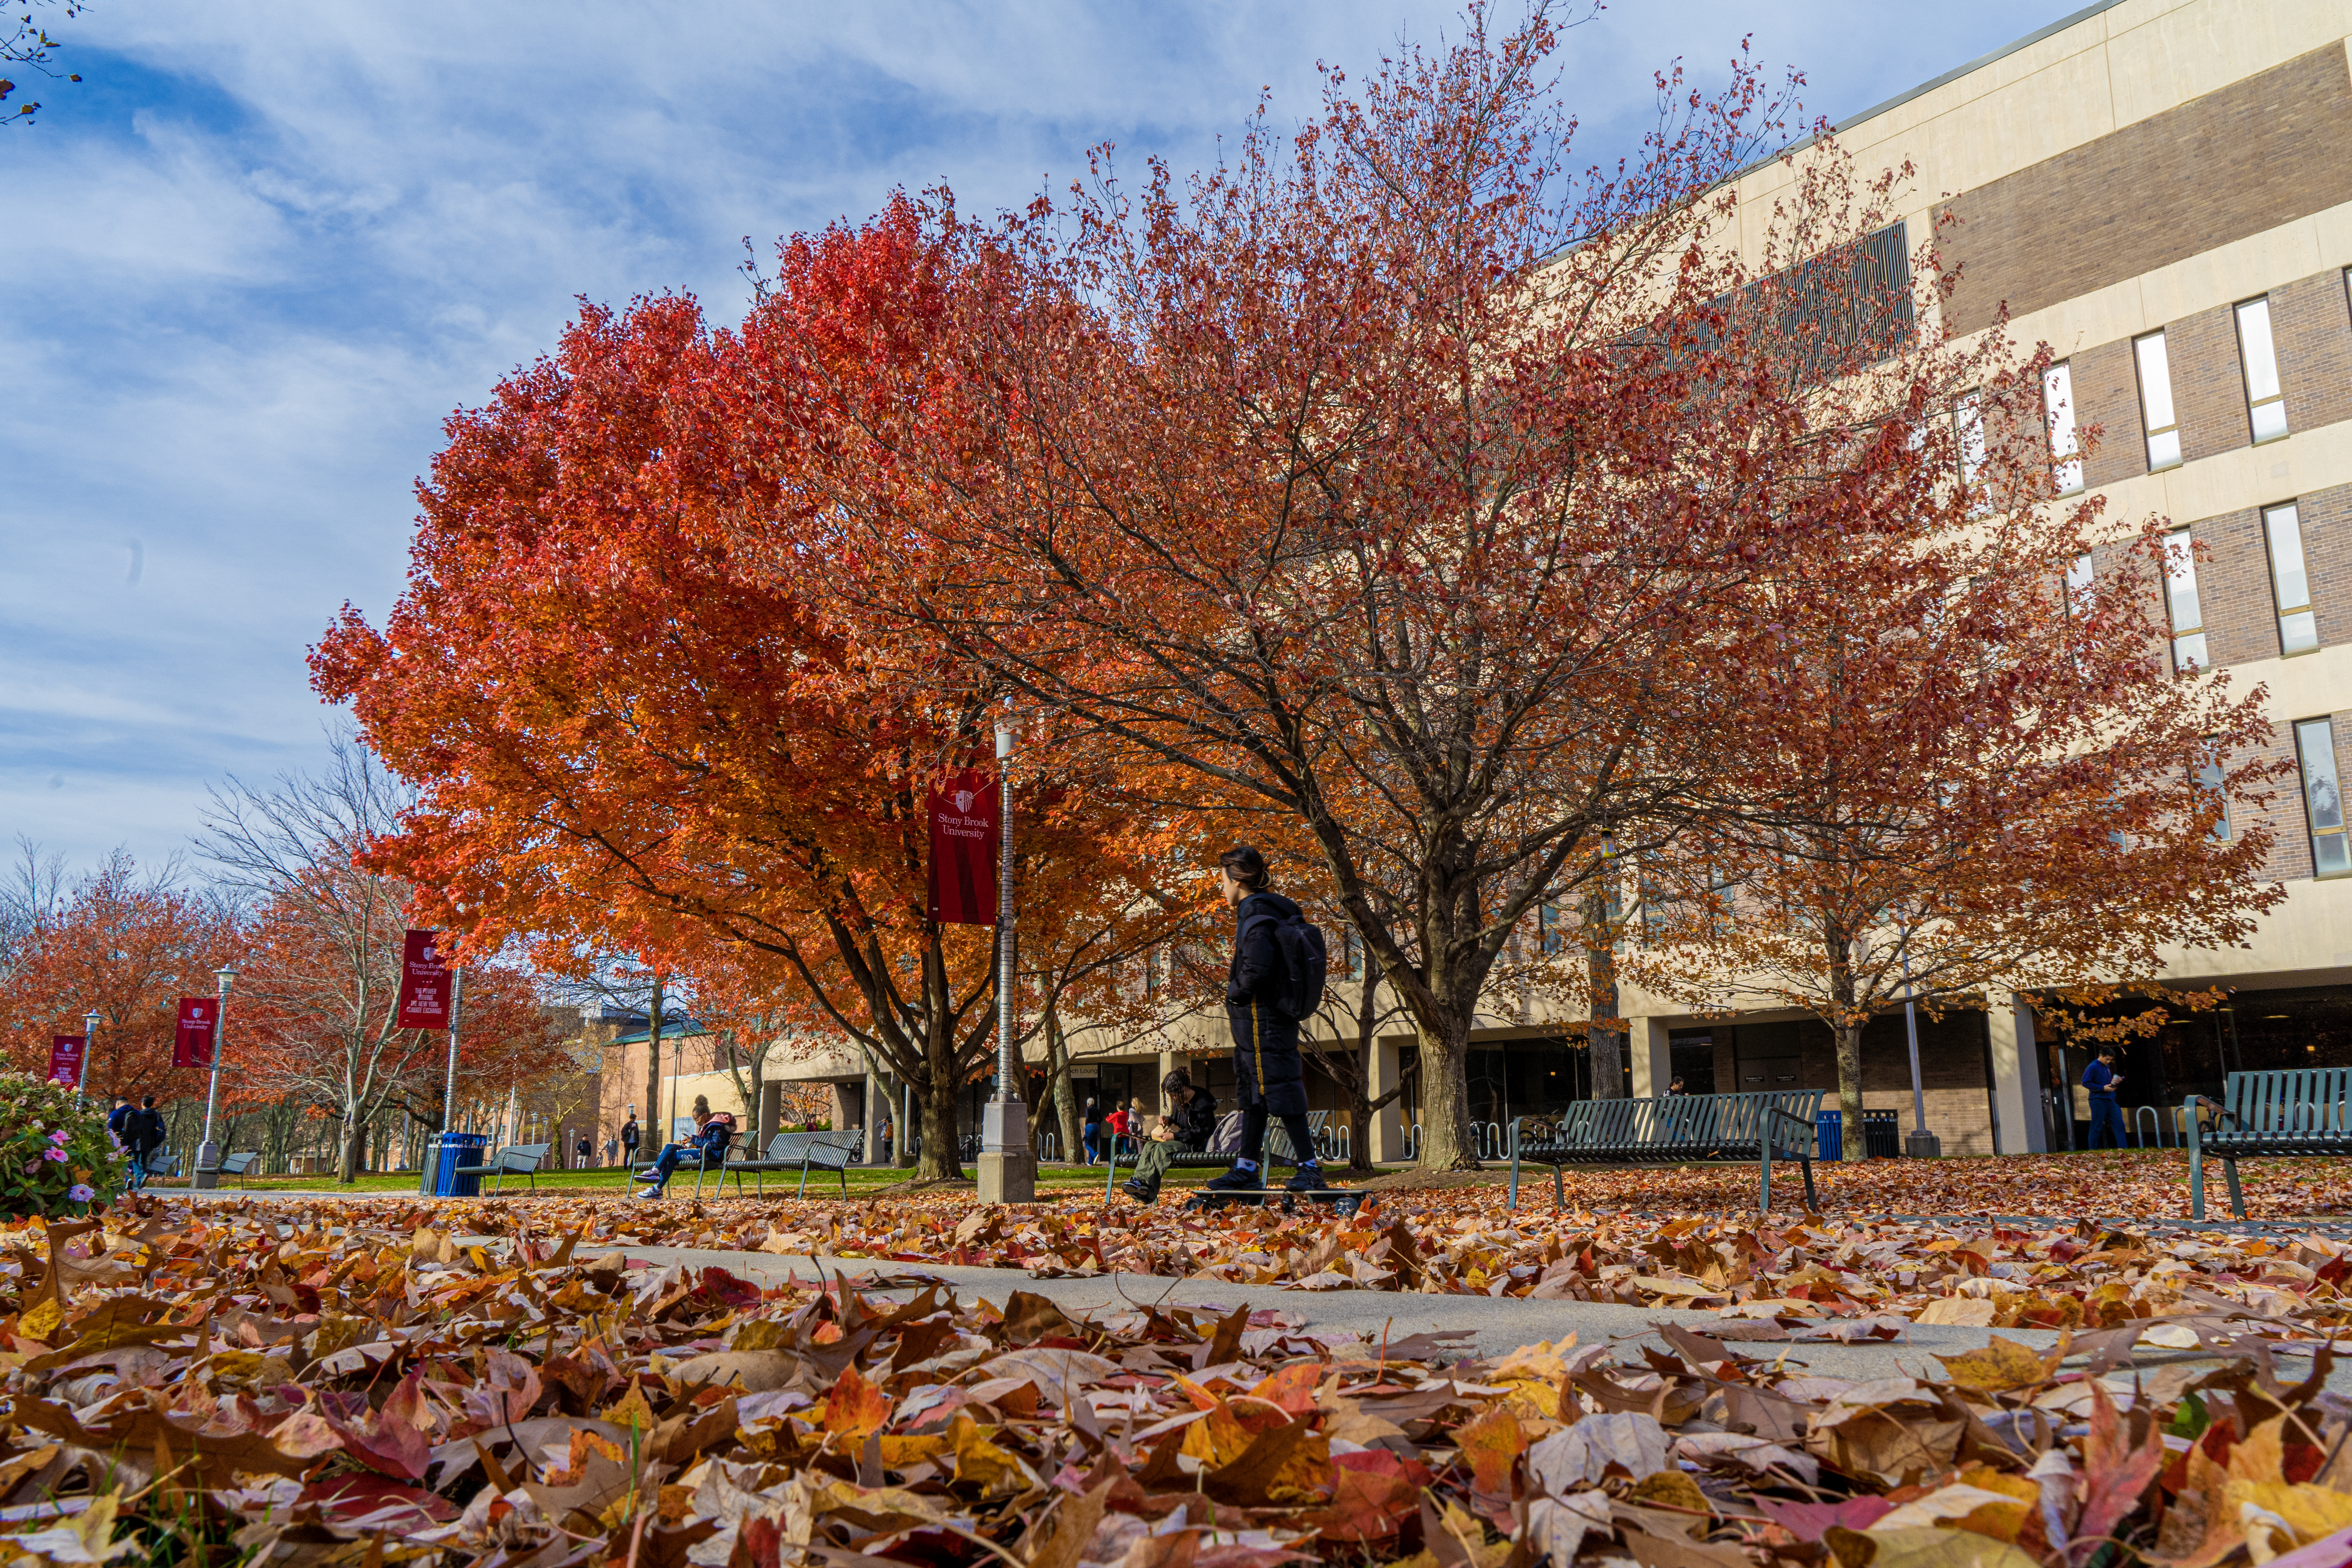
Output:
[
  {"xmin": 1815, "ymin": 1110, "xmax": 1902, "ymax": 1160},
  {"xmin": 421, "ymin": 1132, "xmax": 490, "ymax": 1198}
]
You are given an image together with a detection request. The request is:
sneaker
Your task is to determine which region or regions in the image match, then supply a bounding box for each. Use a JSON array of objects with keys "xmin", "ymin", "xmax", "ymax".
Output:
[
  {"xmin": 1201, "ymin": 1164, "xmax": 1262, "ymax": 1195},
  {"xmin": 1122, "ymin": 1177, "xmax": 1157, "ymax": 1204},
  {"xmin": 1284, "ymin": 1163, "xmax": 1332, "ymax": 1194},
  {"xmin": 634, "ymin": 1185, "xmax": 664, "ymax": 1200}
]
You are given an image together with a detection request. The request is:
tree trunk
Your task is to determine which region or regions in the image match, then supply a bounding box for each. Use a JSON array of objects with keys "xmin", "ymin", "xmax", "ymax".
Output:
[
  {"xmin": 1342, "ymin": 1050, "xmax": 1378, "ymax": 1176},
  {"xmin": 1413, "ymin": 1015, "xmax": 1477, "ymax": 1169},
  {"xmin": 917, "ymin": 1071, "xmax": 962, "ymax": 1182},
  {"xmin": 338, "ymin": 1105, "xmax": 363, "ymax": 1184},
  {"xmin": 642, "ymin": 979, "xmax": 664, "ymax": 1148},
  {"xmin": 1584, "ymin": 884, "xmax": 1626, "ymax": 1100},
  {"xmin": 1046, "ymin": 1012, "xmax": 1080, "ymax": 1165},
  {"xmin": 1833, "ymin": 1020, "xmax": 1867, "ymax": 1163},
  {"xmin": 897, "ymin": 1077, "xmax": 917, "ymax": 1169}
]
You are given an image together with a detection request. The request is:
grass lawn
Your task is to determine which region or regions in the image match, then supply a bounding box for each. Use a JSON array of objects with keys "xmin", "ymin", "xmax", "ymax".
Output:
[{"xmin": 143, "ymin": 1159, "xmax": 1414, "ymax": 1197}]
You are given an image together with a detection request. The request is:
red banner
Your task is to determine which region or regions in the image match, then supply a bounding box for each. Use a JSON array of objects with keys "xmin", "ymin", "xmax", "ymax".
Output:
[
  {"xmin": 396, "ymin": 929, "xmax": 451, "ymax": 1029},
  {"xmin": 45, "ymin": 1036, "xmax": 84, "ymax": 1087},
  {"xmin": 927, "ymin": 769, "xmax": 999, "ymax": 926},
  {"xmin": 174, "ymin": 997, "xmax": 218, "ymax": 1070}
]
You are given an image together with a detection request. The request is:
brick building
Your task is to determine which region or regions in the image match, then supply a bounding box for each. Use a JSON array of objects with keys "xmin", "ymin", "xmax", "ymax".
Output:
[{"xmin": 766, "ymin": 0, "xmax": 2352, "ymax": 1165}]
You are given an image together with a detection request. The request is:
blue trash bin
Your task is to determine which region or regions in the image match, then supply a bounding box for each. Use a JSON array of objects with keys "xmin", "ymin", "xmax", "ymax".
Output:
[
  {"xmin": 1816, "ymin": 1109, "xmax": 1842, "ymax": 1162},
  {"xmin": 425, "ymin": 1132, "xmax": 490, "ymax": 1198}
]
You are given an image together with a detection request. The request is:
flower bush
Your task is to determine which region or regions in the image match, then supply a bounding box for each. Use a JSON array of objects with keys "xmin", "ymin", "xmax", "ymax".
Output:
[{"xmin": 0, "ymin": 1074, "xmax": 128, "ymax": 1217}]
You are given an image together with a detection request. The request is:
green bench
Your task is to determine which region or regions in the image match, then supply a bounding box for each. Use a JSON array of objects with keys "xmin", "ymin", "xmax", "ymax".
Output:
[
  {"xmin": 2185, "ymin": 1069, "xmax": 2352, "ymax": 1220},
  {"xmin": 1100, "ymin": 1112, "xmax": 1319, "ymax": 1198},
  {"xmin": 1508, "ymin": 1090, "xmax": 1825, "ymax": 1211},
  {"xmin": 455, "ymin": 1142, "xmax": 549, "ymax": 1196}
]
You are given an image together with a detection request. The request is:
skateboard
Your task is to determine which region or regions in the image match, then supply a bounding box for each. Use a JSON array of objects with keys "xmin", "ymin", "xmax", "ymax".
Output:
[{"xmin": 1182, "ymin": 1185, "xmax": 1367, "ymax": 1217}]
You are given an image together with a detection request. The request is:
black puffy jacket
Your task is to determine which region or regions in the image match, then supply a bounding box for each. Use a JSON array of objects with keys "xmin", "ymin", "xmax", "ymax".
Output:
[{"xmin": 1225, "ymin": 890, "xmax": 1308, "ymax": 1116}]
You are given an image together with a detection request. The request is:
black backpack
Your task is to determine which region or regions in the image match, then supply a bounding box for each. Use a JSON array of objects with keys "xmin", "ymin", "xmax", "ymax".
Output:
[{"xmin": 1243, "ymin": 906, "xmax": 1329, "ymax": 1022}]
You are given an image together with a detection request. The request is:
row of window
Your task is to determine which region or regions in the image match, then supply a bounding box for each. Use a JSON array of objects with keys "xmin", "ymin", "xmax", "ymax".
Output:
[
  {"xmin": 2147, "ymin": 498, "xmax": 2319, "ymax": 670},
  {"xmin": 2039, "ymin": 276, "xmax": 2337, "ymax": 492}
]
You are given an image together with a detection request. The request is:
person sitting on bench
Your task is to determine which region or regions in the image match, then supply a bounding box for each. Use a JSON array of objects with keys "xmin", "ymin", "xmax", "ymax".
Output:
[
  {"xmin": 1123, "ymin": 1069, "xmax": 1219, "ymax": 1204},
  {"xmin": 635, "ymin": 1099, "xmax": 731, "ymax": 1198}
]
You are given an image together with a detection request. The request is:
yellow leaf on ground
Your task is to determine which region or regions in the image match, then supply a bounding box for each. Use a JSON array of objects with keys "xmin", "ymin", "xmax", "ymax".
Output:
[
  {"xmin": 1916, "ymin": 1298, "xmax": 1997, "ymax": 1327},
  {"xmin": 1934, "ymin": 1336, "xmax": 2056, "ymax": 1392},
  {"xmin": 821, "ymin": 1363, "xmax": 891, "ymax": 1442}
]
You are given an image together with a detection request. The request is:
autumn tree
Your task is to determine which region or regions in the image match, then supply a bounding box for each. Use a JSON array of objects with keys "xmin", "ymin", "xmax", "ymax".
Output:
[
  {"xmin": 311, "ymin": 288, "xmax": 1217, "ymax": 1183},
  {"xmin": 779, "ymin": 9, "xmax": 2040, "ymax": 1167},
  {"xmin": 1621, "ymin": 335, "xmax": 2287, "ymax": 1156},
  {"xmin": 199, "ymin": 737, "xmax": 566, "ymax": 1181},
  {"xmin": 0, "ymin": 845, "xmax": 233, "ymax": 1102}
]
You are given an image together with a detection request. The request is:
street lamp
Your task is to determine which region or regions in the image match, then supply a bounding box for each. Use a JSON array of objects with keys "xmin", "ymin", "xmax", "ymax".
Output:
[
  {"xmin": 77, "ymin": 1009, "xmax": 99, "ymax": 1110},
  {"xmin": 193, "ymin": 967, "xmax": 236, "ymax": 1187},
  {"xmin": 978, "ymin": 711, "xmax": 1036, "ymax": 1202}
]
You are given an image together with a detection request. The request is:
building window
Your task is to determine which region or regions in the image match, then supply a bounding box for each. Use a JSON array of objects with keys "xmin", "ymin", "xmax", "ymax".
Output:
[
  {"xmin": 2134, "ymin": 331, "xmax": 2182, "ymax": 470},
  {"xmin": 2196, "ymin": 751, "xmax": 2230, "ymax": 842},
  {"xmin": 1537, "ymin": 902, "xmax": 1564, "ymax": 956},
  {"xmin": 2263, "ymin": 501, "xmax": 2317, "ymax": 655},
  {"xmin": 2295, "ymin": 717, "xmax": 2348, "ymax": 877},
  {"xmin": 2161, "ymin": 530, "xmax": 2207, "ymax": 671},
  {"xmin": 2064, "ymin": 552, "xmax": 2094, "ymax": 613},
  {"xmin": 2235, "ymin": 297, "xmax": 2287, "ymax": 444},
  {"xmin": 1342, "ymin": 926, "xmax": 1367, "ymax": 980},
  {"xmin": 2043, "ymin": 362, "xmax": 2082, "ymax": 494},
  {"xmin": 1955, "ymin": 391, "xmax": 1986, "ymax": 488}
]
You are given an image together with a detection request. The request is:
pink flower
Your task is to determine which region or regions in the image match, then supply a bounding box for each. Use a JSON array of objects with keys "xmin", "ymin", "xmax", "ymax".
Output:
[
  {"xmin": 46, "ymin": 1130, "xmax": 67, "ymax": 1145},
  {"xmin": 42, "ymin": 1148, "xmax": 68, "ymax": 1163}
]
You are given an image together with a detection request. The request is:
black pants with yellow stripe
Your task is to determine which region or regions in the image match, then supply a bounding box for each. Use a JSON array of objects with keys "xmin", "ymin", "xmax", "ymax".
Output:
[{"xmin": 1227, "ymin": 996, "xmax": 1312, "ymax": 1167}]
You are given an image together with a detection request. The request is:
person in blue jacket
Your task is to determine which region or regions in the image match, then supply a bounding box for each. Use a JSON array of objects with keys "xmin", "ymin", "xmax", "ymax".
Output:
[
  {"xmin": 2082, "ymin": 1046, "xmax": 2127, "ymax": 1149},
  {"xmin": 634, "ymin": 1098, "xmax": 732, "ymax": 1197}
]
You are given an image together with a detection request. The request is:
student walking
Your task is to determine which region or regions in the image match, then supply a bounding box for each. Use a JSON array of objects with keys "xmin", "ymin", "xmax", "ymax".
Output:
[
  {"xmin": 1081, "ymin": 1098, "xmax": 1104, "ymax": 1163},
  {"xmin": 1198, "ymin": 845, "xmax": 1328, "ymax": 1199},
  {"xmin": 1107, "ymin": 1102, "xmax": 1132, "ymax": 1160},
  {"xmin": 619, "ymin": 1109, "xmax": 641, "ymax": 1171},
  {"xmin": 123, "ymin": 1096, "xmax": 166, "ymax": 1190}
]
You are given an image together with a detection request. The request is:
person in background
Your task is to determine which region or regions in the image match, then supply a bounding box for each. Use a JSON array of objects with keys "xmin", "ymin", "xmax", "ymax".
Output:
[
  {"xmin": 575, "ymin": 1132, "xmax": 593, "ymax": 1169},
  {"xmin": 1081, "ymin": 1098, "xmax": 1103, "ymax": 1163},
  {"xmin": 1667, "ymin": 1077, "xmax": 1686, "ymax": 1095},
  {"xmin": 620, "ymin": 1108, "xmax": 641, "ymax": 1173},
  {"xmin": 1123, "ymin": 1070, "xmax": 1220, "ymax": 1204},
  {"xmin": 2083, "ymin": 1046, "xmax": 2128, "ymax": 1149},
  {"xmin": 1107, "ymin": 1101, "xmax": 1132, "ymax": 1161},
  {"xmin": 123, "ymin": 1096, "xmax": 166, "ymax": 1189},
  {"xmin": 107, "ymin": 1096, "xmax": 134, "ymax": 1140}
]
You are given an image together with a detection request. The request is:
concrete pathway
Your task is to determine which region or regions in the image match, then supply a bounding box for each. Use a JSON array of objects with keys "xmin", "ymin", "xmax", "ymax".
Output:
[{"xmin": 612, "ymin": 1245, "xmax": 2350, "ymax": 1394}]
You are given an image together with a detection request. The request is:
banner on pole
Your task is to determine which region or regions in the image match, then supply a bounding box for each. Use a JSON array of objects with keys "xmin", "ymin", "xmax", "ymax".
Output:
[
  {"xmin": 397, "ymin": 929, "xmax": 451, "ymax": 1029},
  {"xmin": 927, "ymin": 768, "xmax": 999, "ymax": 926},
  {"xmin": 45, "ymin": 1036, "xmax": 85, "ymax": 1086},
  {"xmin": 174, "ymin": 998, "xmax": 218, "ymax": 1070}
]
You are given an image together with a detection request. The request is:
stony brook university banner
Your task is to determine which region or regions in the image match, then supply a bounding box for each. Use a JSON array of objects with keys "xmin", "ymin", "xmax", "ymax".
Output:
[
  {"xmin": 396, "ymin": 929, "xmax": 452, "ymax": 1030},
  {"xmin": 927, "ymin": 768, "xmax": 999, "ymax": 926},
  {"xmin": 174, "ymin": 998, "xmax": 218, "ymax": 1071},
  {"xmin": 45, "ymin": 1036, "xmax": 85, "ymax": 1087}
]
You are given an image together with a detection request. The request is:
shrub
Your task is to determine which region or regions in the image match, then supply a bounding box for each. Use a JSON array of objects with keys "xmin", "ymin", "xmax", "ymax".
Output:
[{"xmin": 0, "ymin": 1074, "xmax": 130, "ymax": 1216}]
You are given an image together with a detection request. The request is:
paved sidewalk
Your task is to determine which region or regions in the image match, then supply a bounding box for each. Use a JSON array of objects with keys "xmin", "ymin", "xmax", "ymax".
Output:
[{"xmin": 613, "ymin": 1245, "xmax": 2350, "ymax": 1393}]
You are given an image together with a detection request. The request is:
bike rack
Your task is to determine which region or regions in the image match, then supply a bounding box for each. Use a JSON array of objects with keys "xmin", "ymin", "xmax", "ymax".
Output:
[{"xmin": 2134, "ymin": 1105, "xmax": 2165, "ymax": 1149}]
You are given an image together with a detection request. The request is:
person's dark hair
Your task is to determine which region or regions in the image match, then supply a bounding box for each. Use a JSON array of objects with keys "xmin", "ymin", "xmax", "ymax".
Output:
[
  {"xmin": 141, "ymin": 1095, "xmax": 156, "ymax": 1109},
  {"xmin": 1161, "ymin": 1069, "xmax": 1192, "ymax": 1098},
  {"xmin": 1219, "ymin": 846, "xmax": 1269, "ymax": 891},
  {"xmin": 2097, "ymin": 1045, "xmax": 2118, "ymax": 1059}
]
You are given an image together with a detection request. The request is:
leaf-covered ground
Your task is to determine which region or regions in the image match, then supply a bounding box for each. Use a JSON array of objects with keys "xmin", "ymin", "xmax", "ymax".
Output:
[{"xmin": 5, "ymin": 1194, "xmax": 2350, "ymax": 1568}]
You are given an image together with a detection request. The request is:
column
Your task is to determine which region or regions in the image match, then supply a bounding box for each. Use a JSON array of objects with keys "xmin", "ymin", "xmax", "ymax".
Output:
[
  {"xmin": 1984, "ymin": 994, "xmax": 2048, "ymax": 1155},
  {"xmin": 1368, "ymin": 1036, "xmax": 1406, "ymax": 1163},
  {"xmin": 1157, "ymin": 1049, "xmax": 1179, "ymax": 1112},
  {"xmin": 864, "ymin": 1068, "xmax": 887, "ymax": 1163},
  {"xmin": 1627, "ymin": 1016, "xmax": 1673, "ymax": 1098},
  {"xmin": 756, "ymin": 1081, "xmax": 782, "ymax": 1150}
]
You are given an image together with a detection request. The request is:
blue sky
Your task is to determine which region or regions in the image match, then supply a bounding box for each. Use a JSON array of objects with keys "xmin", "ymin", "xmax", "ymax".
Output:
[{"xmin": 2, "ymin": 0, "xmax": 2067, "ymax": 875}]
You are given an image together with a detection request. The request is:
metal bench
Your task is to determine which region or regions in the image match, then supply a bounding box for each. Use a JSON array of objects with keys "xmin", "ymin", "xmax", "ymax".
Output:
[
  {"xmin": 1508, "ymin": 1090, "xmax": 1824, "ymax": 1212},
  {"xmin": 2185, "ymin": 1069, "xmax": 2352, "ymax": 1220},
  {"xmin": 1101, "ymin": 1114, "xmax": 1310, "ymax": 1198},
  {"xmin": 215, "ymin": 1151, "xmax": 262, "ymax": 1188},
  {"xmin": 720, "ymin": 1130, "xmax": 860, "ymax": 1198},
  {"xmin": 455, "ymin": 1142, "xmax": 550, "ymax": 1196},
  {"xmin": 630, "ymin": 1128, "xmax": 744, "ymax": 1197},
  {"xmin": 133, "ymin": 1151, "xmax": 181, "ymax": 1189}
]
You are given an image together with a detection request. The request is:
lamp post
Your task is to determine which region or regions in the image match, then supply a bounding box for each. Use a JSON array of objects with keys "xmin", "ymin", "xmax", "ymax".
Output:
[
  {"xmin": 1899, "ymin": 942, "xmax": 1942, "ymax": 1158},
  {"xmin": 194, "ymin": 965, "xmax": 235, "ymax": 1189},
  {"xmin": 77, "ymin": 1009, "xmax": 98, "ymax": 1111},
  {"xmin": 977, "ymin": 713, "xmax": 1035, "ymax": 1202}
]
